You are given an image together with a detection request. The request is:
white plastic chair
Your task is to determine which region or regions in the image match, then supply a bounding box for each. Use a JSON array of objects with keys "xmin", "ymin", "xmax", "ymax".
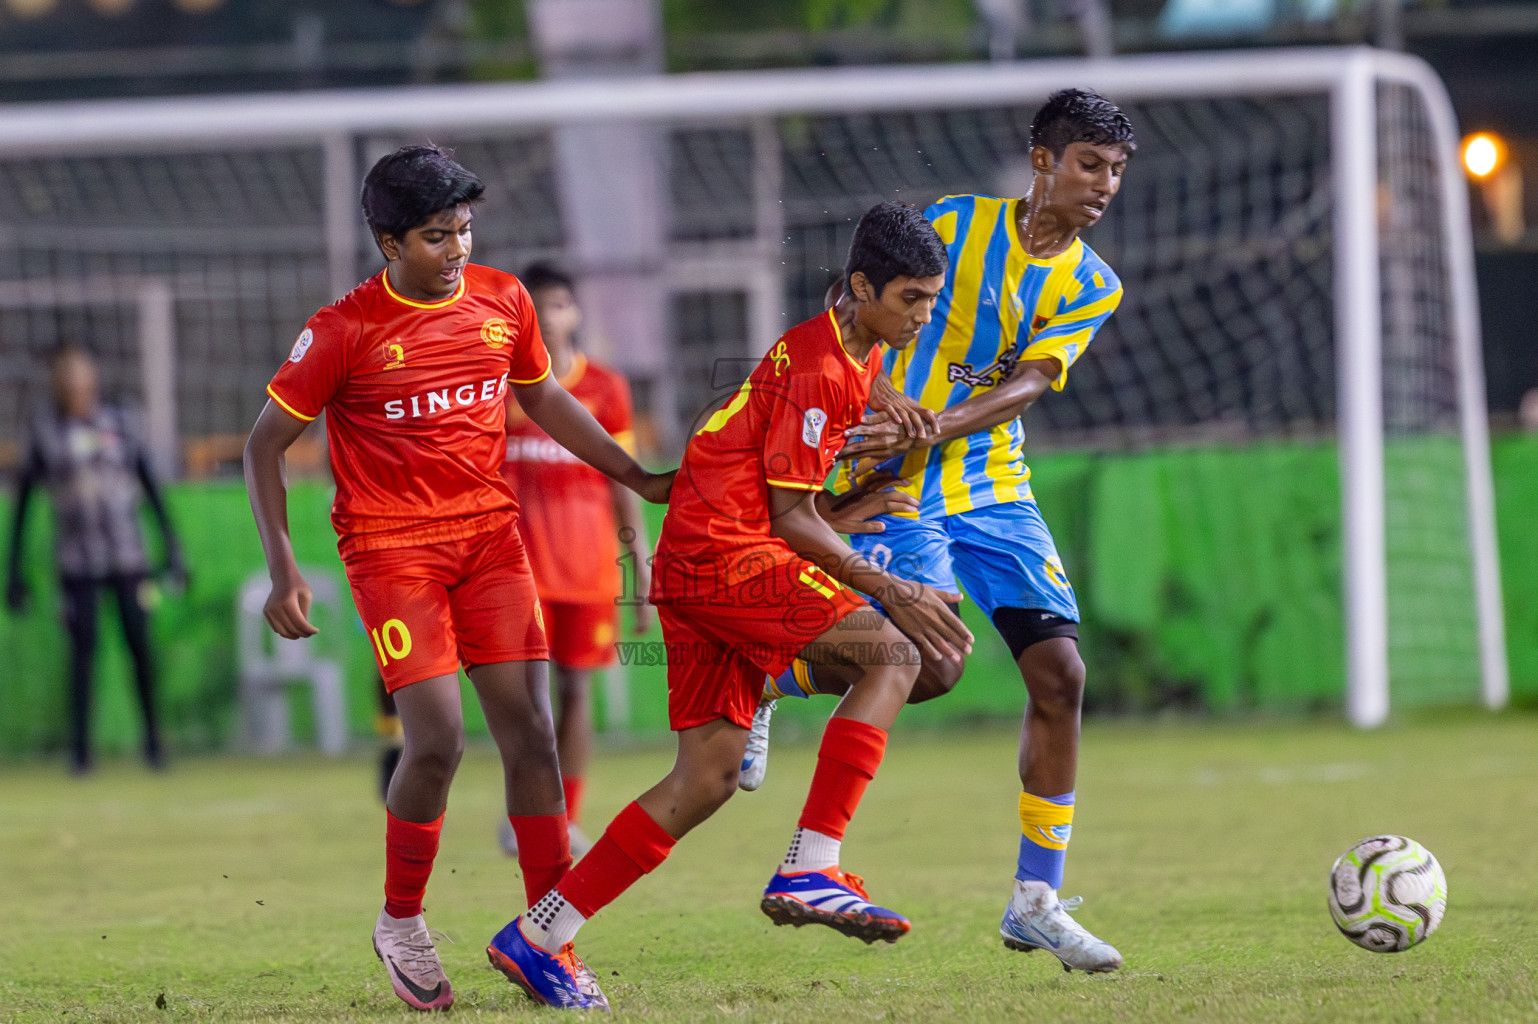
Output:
[{"xmin": 236, "ymin": 568, "xmax": 348, "ymax": 756}]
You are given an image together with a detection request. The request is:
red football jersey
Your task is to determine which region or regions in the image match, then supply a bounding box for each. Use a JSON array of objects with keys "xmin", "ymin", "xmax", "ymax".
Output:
[
  {"xmin": 501, "ymin": 354, "xmax": 634, "ymax": 604},
  {"xmin": 651, "ymin": 309, "xmax": 880, "ymax": 602},
  {"xmin": 266, "ymin": 264, "xmax": 550, "ymax": 555}
]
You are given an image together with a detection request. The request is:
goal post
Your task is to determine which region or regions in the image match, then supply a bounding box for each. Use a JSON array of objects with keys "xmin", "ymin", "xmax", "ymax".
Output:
[
  {"xmin": 0, "ymin": 46, "xmax": 1505, "ymax": 727},
  {"xmin": 1328, "ymin": 51, "xmax": 1506, "ymax": 725}
]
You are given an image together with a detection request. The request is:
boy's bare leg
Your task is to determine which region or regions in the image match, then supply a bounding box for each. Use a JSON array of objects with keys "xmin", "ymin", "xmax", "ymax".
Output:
[
  {"xmin": 470, "ymin": 659, "xmax": 573, "ymax": 907},
  {"xmin": 761, "ymin": 613, "xmax": 919, "ymax": 943},
  {"xmin": 374, "ymin": 673, "xmax": 463, "ymax": 1011}
]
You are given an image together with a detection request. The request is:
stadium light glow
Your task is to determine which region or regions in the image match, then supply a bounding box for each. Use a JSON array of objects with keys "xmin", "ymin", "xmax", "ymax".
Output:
[
  {"xmin": 4, "ymin": 0, "xmax": 58, "ymax": 18},
  {"xmin": 1462, "ymin": 133, "xmax": 1506, "ymax": 180}
]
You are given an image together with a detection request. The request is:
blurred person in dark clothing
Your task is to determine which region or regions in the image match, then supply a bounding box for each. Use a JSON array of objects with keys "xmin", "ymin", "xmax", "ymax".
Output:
[{"xmin": 5, "ymin": 344, "xmax": 185, "ymax": 773}]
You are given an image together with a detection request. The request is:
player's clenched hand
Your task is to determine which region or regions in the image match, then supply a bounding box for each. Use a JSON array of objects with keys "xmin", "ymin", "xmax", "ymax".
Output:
[
  {"xmin": 878, "ymin": 580, "xmax": 973, "ymax": 663},
  {"xmin": 868, "ymin": 373, "xmax": 940, "ymax": 440},
  {"xmin": 636, "ymin": 469, "xmax": 676, "ymax": 505},
  {"xmin": 839, "ymin": 412, "xmax": 925, "ymax": 461},
  {"xmin": 816, "ymin": 473, "xmax": 918, "ymax": 534},
  {"xmin": 264, "ymin": 573, "xmax": 319, "ymax": 639}
]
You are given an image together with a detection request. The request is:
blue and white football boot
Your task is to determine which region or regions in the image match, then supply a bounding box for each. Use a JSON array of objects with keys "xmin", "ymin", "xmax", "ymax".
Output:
[
  {"xmin": 738, "ymin": 698, "xmax": 776, "ymax": 792},
  {"xmin": 761, "ymin": 867, "xmax": 911, "ymax": 944},
  {"xmin": 999, "ymin": 880, "xmax": 1123, "ymax": 973},
  {"xmin": 486, "ymin": 918, "xmax": 609, "ymax": 1011}
]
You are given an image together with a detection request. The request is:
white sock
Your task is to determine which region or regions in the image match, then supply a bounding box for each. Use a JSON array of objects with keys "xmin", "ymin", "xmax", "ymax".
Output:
[
  {"xmin": 377, "ymin": 906, "xmax": 425, "ymax": 932},
  {"xmin": 519, "ymin": 890, "xmax": 587, "ymax": 953},
  {"xmin": 1011, "ymin": 878, "xmax": 1056, "ymax": 912},
  {"xmin": 780, "ymin": 826, "xmax": 841, "ymax": 873}
]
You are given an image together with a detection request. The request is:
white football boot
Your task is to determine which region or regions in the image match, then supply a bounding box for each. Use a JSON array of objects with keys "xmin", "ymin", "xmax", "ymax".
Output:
[
  {"xmin": 567, "ymin": 822, "xmax": 593, "ymax": 859},
  {"xmin": 999, "ymin": 880, "xmax": 1123, "ymax": 973},
  {"xmin": 373, "ymin": 907, "xmax": 454, "ymax": 1010},
  {"xmin": 498, "ymin": 816, "xmax": 519, "ymax": 857},
  {"xmin": 738, "ymin": 698, "xmax": 776, "ymax": 791}
]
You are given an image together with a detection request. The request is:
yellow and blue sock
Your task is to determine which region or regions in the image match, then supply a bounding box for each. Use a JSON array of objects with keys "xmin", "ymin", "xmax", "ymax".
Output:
[
  {"xmin": 1015, "ymin": 790, "xmax": 1075, "ymax": 890},
  {"xmin": 764, "ymin": 659, "xmax": 819, "ymax": 700}
]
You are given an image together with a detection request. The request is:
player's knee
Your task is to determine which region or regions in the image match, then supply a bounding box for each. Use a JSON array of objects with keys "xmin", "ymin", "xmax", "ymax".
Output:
[
  {"xmin": 555, "ymin": 668, "xmax": 591, "ymax": 705},
  {"xmin": 403, "ymin": 727, "xmax": 464, "ymax": 782},
  {"xmin": 710, "ymin": 766, "xmax": 740, "ymax": 809},
  {"xmin": 908, "ymin": 653, "xmax": 964, "ymax": 703},
  {"xmin": 872, "ymin": 624, "xmax": 921, "ymax": 683},
  {"xmin": 675, "ymin": 762, "xmax": 739, "ymax": 815},
  {"xmin": 520, "ymin": 700, "xmax": 559, "ymax": 737},
  {"xmin": 1026, "ymin": 644, "xmax": 1085, "ymax": 713},
  {"xmin": 862, "ymin": 659, "xmax": 919, "ymax": 702}
]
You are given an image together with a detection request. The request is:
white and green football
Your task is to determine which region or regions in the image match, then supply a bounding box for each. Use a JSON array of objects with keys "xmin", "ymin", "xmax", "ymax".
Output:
[{"xmin": 1327, "ymin": 835, "xmax": 1447, "ymax": 952}]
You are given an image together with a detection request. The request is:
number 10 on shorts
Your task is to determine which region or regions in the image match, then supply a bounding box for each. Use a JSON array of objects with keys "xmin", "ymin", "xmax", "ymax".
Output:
[{"xmin": 369, "ymin": 618, "xmax": 413, "ymax": 667}]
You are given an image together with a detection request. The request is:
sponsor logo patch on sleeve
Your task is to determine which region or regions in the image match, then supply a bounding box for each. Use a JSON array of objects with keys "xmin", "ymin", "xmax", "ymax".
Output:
[
  {"xmin": 802, "ymin": 407, "xmax": 827, "ymax": 447},
  {"xmin": 288, "ymin": 328, "xmax": 314, "ymax": 363}
]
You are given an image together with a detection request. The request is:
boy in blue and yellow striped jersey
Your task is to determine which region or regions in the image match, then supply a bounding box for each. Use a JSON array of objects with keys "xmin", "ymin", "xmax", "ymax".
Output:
[{"xmin": 746, "ymin": 89, "xmax": 1134, "ymax": 973}]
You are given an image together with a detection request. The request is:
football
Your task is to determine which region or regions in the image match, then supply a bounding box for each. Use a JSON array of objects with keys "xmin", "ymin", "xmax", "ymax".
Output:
[{"xmin": 1327, "ymin": 835, "xmax": 1447, "ymax": 952}]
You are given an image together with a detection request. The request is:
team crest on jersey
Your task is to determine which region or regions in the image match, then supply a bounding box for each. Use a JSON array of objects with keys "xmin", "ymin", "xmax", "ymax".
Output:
[
  {"xmin": 802, "ymin": 407, "xmax": 827, "ymax": 447},
  {"xmin": 1045, "ymin": 555, "xmax": 1071, "ymax": 589},
  {"xmin": 481, "ymin": 318, "xmax": 510, "ymax": 349},
  {"xmin": 382, "ymin": 341, "xmax": 406, "ymax": 369},
  {"xmin": 769, "ymin": 340, "xmax": 791, "ymax": 376},
  {"xmin": 288, "ymin": 329, "xmax": 314, "ymax": 363}
]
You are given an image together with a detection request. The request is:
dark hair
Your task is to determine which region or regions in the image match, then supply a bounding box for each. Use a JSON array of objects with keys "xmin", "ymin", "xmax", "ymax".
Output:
[
  {"xmin": 520, "ymin": 262, "xmax": 576, "ymax": 295},
  {"xmin": 1029, "ymin": 89, "xmax": 1136, "ymax": 160},
  {"xmin": 844, "ymin": 201, "xmax": 948, "ymax": 298},
  {"xmin": 361, "ymin": 145, "xmax": 484, "ymax": 243}
]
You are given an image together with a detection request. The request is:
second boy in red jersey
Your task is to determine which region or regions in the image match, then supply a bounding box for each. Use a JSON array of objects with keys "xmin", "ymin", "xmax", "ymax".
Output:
[
  {"xmin": 499, "ymin": 262, "xmax": 653, "ymax": 858},
  {"xmin": 244, "ymin": 146, "xmax": 671, "ymax": 1013},
  {"xmin": 484, "ymin": 202, "xmax": 974, "ymax": 1011}
]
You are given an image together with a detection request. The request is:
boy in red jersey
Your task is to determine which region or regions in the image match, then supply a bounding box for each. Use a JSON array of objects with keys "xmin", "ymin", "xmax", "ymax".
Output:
[
  {"xmin": 498, "ymin": 262, "xmax": 653, "ymax": 857},
  {"xmin": 485, "ymin": 202, "xmax": 975, "ymax": 1011},
  {"xmin": 243, "ymin": 146, "xmax": 671, "ymax": 1013}
]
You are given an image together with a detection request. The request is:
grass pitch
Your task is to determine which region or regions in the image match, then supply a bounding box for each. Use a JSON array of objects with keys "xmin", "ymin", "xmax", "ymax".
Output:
[{"xmin": 3, "ymin": 714, "xmax": 1536, "ymax": 1023}]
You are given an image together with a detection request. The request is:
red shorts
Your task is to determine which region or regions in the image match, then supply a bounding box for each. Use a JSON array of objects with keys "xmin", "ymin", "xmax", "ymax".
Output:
[
  {"xmin": 343, "ymin": 524, "xmax": 548, "ymax": 692},
  {"xmin": 545, "ymin": 600, "xmax": 619, "ymax": 670},
  {"xmin": 658, "ymin": 557, "xmax": 866, "ymax": 731}
]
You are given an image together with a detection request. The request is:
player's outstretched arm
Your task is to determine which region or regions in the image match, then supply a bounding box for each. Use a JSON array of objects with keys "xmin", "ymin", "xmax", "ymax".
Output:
[
  {"xmin": 769, "ymin": 486, "xmax": 972, "ymax": 663},
  {"xmin": 511, "ymin": 376, "xmax": 674, "ymax": 504},
  {"xmin": 841, "ymin": 357, "xmax": 1058, "ymax": 461},
  {"xmin": 243, "ymin": 401, "xmax": 318, "ymax": 639},
  {"xmin": 840, "ymin": 357, "xmax": 1058, "ymax": 462}
]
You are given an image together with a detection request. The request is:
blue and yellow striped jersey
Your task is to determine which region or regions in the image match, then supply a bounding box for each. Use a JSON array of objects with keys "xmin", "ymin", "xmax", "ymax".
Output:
[{"xmin": 835, "ymin": 194, "xmax": 1123, "ymax": 518}]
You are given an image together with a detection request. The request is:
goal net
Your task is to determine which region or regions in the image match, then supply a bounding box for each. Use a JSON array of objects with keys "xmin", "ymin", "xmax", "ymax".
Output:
[{"xmin": 0, "ymin": 47, "xmax": 1504, "ymax": 727}]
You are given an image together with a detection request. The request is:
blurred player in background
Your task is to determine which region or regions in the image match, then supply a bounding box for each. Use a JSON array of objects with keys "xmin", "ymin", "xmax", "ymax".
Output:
[
  {"xmin": 6, "ymin": 344, "xmax": 185, "ymax": 774},
  {"xmin": 746, "ymin": 89, "xmax": 1135, "ymax": 973},
  {"xmin": 497, "ymin": 262, "xmax": 653, "ymax": 860},
  {"xmin": 243, "ymin": 145, "xmax": 671, "ymax": 1013},
  {"xmin": 483, "ymin": 202, "xmax": 973, "ymax": 1011}
]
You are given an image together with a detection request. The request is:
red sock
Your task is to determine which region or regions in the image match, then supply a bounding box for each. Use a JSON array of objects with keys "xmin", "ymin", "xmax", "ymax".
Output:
[
  {"xmin": 383, "ymin": 810, "xmax": 443, "ymax": 919},
  {"xmin": 509, "ymin": 814, "xmax": 573, "ymax": 907},
  {"xmin": 797, "ymin": 716, "xmax": 888, "ymax": 840},
  {"xmin": 556, "ymin": 801, "xmax": 675, "ymax": 918},
  {"xmin": 562, "ymin": 776, "xmax": 586, "ymax": 825}
]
